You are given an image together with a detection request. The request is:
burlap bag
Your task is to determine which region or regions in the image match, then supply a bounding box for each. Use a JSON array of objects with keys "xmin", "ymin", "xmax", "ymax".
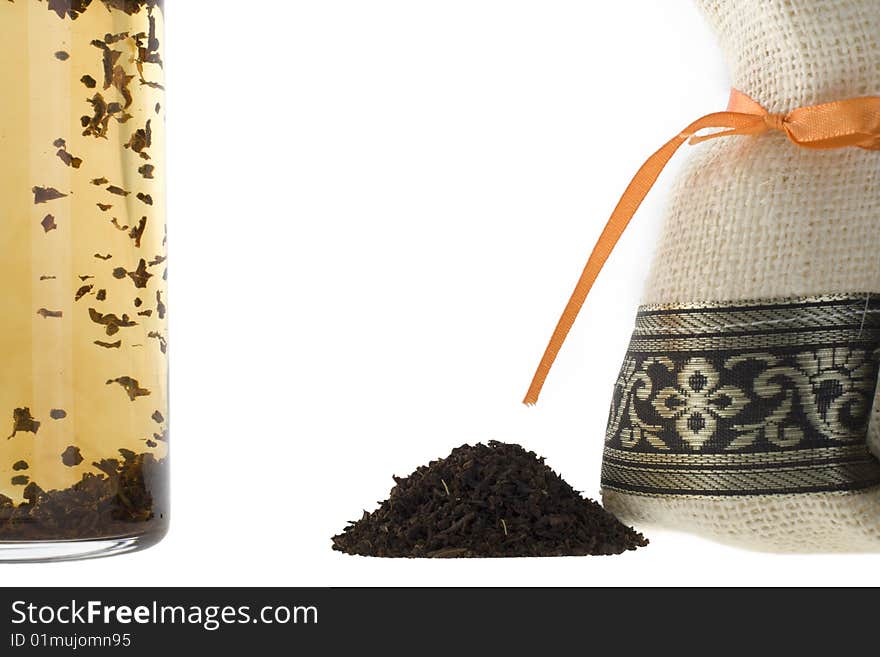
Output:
[{"xmin": 599, "ymin": 0, "xmax": 880, "ymax": 552}]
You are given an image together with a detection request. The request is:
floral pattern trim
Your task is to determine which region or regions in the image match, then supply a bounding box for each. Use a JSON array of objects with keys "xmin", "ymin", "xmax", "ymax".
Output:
[{"xmin": 602, "ymin": 294, "xmax": 880, "ymax": 496}]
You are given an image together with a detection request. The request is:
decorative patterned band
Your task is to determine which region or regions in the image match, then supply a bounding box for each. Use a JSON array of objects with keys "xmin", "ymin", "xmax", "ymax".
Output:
[{"xmin": 601, "ymin": 294, "xmax": 880, "ymax": 497}]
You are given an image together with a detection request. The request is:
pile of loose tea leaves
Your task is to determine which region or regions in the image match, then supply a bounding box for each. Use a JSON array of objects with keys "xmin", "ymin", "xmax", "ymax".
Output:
[{"xmin": 332, "ymin": 442, "xmax": 647, "ymax": 558}]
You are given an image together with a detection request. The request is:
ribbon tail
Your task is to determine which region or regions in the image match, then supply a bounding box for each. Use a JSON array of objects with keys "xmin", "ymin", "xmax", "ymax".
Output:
[
  {"xmin": 523, "ymin": 93, "xmax": 880, "ymax": 405},
  {"xmin": 689, "ymin": 124, "xmax": 765, "ymax": 145},
  {"xmin": 522, "ymin": 132, "xmax": 689, "ymax": 405},
  {"xmin": 522, "ymin": 111, "xmax": 763, "ymax": 405}
]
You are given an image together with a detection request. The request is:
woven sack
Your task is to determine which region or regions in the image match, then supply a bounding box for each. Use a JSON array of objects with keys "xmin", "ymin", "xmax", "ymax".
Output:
[{"xmin": 600, "ymin": 0, "xmax": 880, "ymax": 552}]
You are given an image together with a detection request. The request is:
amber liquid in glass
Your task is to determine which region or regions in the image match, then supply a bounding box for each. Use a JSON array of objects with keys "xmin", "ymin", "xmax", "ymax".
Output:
[{"xmin": 0, "ymin": 1, "xmax": 168, "ymax": 555}]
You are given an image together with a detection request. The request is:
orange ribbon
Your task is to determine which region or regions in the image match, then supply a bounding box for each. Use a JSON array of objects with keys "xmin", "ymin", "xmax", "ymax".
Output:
[{"xmin": 524, "ymin": 89, "xmax": 880, "ymax": 406}]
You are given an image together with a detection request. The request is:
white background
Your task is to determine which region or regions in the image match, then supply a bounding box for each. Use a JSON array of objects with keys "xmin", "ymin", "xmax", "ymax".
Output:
[{"xmin": 8, "ymin": 0, "xmax": 880, "ymax": 586}]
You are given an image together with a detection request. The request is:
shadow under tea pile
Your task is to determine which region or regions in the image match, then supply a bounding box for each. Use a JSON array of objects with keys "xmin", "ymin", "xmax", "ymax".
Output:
[{"xmin": 333, "ymin": 442, "xmax": 647, "ymax": 558}]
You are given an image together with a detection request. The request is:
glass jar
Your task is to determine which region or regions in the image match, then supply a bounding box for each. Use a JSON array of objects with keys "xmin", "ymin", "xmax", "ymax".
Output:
[{"xmin": 0, "ymin": 0, "xmax": 168, "ymax": 561}]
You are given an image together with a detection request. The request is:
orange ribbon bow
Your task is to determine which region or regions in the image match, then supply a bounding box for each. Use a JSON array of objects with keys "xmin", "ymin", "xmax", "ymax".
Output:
[{"xmin": 524, "ymin": 89, "xmax": 880, "ymax": 406}]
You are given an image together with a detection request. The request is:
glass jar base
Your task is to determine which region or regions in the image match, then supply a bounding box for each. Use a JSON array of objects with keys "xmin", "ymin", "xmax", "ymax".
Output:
[{"xmin": 0, "ymin": 531, "xmax": 166, "ymax": 563}]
